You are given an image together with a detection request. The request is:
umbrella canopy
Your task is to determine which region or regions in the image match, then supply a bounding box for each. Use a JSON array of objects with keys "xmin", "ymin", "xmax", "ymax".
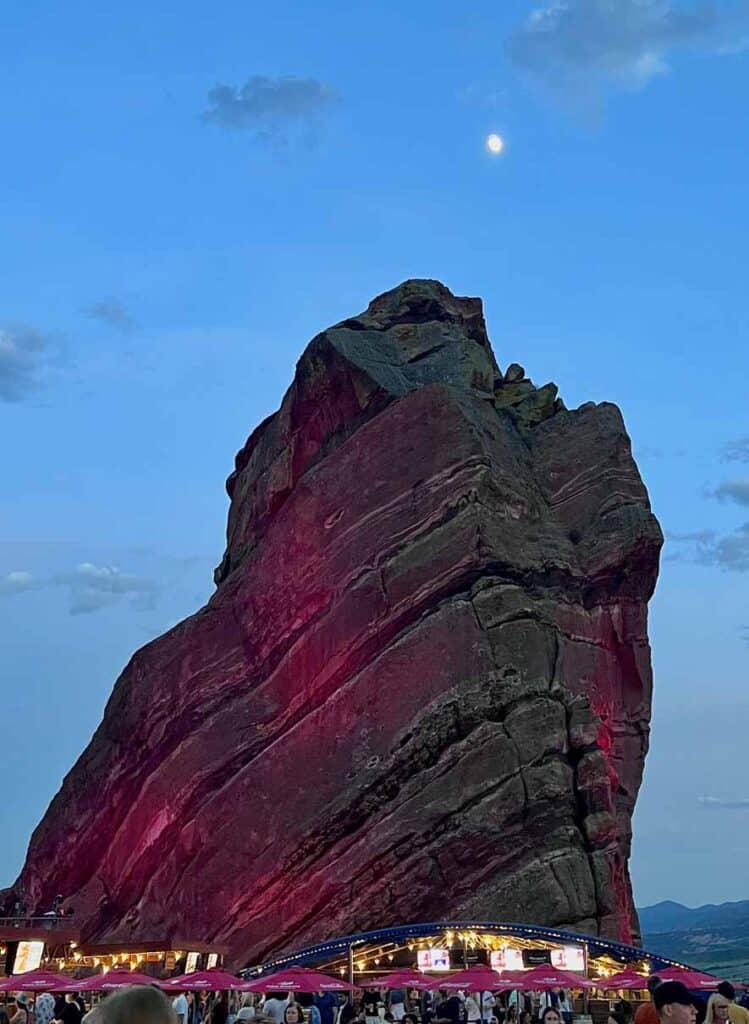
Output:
[
  {"xmin": 656, "ymin": 968, "xmax": 722, "ymax": 991},
  {"xmin": 599, "ymin": 969, "xmax": 650, "ymax": 991},
  {"xmin": 243, "ymin": 966, "xmax": 357, "ymax": 993},
  {"xmin": 501, "ymin": 966, "xmax": 594, "ymax": 991},
  {"xmin": 439, "ymin": 965, "xmax": 508, "ymax": 991},
  {"xmin": 162, "ymin": 968, "xmax": 247, "ymax": 991},
  {"xmin": 67, "ymin": 969, "xmax": 165, "ymax": 991},
  {"xmin": 0, "ymin": 969, "xmax": 73, "ymax": 992},
  {"xmin": 365, "ymin": 971, "xmax": 434, "ymax": 991}
]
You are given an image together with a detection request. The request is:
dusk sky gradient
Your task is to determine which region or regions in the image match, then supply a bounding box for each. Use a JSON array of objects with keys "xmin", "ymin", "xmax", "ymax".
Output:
[{"xmin": 1, "ymin": 0, "xmax": 748, "ymax": 911}]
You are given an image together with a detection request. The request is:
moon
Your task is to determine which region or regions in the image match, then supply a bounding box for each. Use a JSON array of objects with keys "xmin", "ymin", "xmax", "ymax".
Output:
[{"xmin": 486, "ymin": 133, "xmax": 504, "ymax": 155}]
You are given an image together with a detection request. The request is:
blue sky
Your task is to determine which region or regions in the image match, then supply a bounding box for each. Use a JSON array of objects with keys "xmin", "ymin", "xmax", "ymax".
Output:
[{"xmin": 1, "ymin": 0, "xmax": 748, "ymax": 910}]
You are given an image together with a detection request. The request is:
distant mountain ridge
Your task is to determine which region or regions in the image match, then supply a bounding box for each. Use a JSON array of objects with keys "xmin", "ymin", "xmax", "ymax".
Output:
[{"xmin": 639, "ymin": 899, "xmax": 749, "ymax": 981}]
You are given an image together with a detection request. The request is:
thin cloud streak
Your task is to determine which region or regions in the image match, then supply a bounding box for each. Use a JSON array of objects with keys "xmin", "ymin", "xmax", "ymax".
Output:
[{"xmin": 699, "ymin": 797, "xmax": 749, "ymax": 810}]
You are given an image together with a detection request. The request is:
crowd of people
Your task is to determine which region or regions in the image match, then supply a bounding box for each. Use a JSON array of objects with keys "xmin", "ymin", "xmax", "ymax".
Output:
[{"xmin": 2, "ymin": 976, "xmax": 749, "ymax": 1024}]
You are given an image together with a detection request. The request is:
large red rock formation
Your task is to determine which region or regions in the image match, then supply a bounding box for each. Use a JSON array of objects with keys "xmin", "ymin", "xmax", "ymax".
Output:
[{"xmin": 8, "ymin": 281, "xmax": 662, "ymax": 967}]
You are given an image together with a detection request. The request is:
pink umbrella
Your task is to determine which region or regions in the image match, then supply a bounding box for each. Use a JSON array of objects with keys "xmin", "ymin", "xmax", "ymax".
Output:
[
  {"xmin": 243, "ymin": 966, "xmax": 357, "ymax": 993},
  {"xmin": 365, "ymin": 971, "xmax": 434, "ymax": 991},
  {"xmin": 0, "ymin": 970, "xmax": 73, "ymax": 992},
  {"xmin": 501, "ymin": 966, "xmax": 594, "ymax": 991},
  {"xmin": 67, "ymin": 969, "xmax": 165, "ymax": 991},
  {"xmin": 162, "ymin": 968, "xmax": 246, "ymax": 991},
  {"xmin": 599, "ymin": 969, "xmax": 650, "ymax": 991},
  {"xmin": 439, "ymin": 965, "xmax": 507, "ymax": 991},
  {"xmin": 656, "ymin": 968, "xmax": 723, "ymax": 991}
]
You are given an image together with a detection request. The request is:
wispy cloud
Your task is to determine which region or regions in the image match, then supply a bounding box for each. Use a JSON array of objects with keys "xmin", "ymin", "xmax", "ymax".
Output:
[
  {"xmin": 668, "ymin": 523, "xmax": 749, "ymax": 572},
  {"xmin": 0, "ymin": 562, "xmax": 159, "ymax": 615},
  {"xmin": 699, "ymin": 796, "xmax": 749, "ymax": 810},
  {"xmin": 0, "ymin": 571, "xmax": 39, "ymax": 595},
  {"xmin": 202, "ymin": 74, "xmax": 338, "ymax": 145},
  {"xmin": 505, "ymin": 0, "xmax": 749, "ymax": 109},
  {"xmin": 709, "ymin": 478, "xmax": 749, "ymax": 506},
  {"xmin": 722, "ymin": 436, "xmax": 749, "ymax": 463},
  {"xmin": 85, "ymin": 297, "xmax": 135, "ymax": 333},
  {"xmin": 0, "ymin": 325, "xmax": 52, "ymax": 402}
]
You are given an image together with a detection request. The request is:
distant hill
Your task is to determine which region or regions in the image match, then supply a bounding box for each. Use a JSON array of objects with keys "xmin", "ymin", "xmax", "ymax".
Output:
[{"xmin": 639, "ymin": 900, "xmax": 749, "ymax": 982}]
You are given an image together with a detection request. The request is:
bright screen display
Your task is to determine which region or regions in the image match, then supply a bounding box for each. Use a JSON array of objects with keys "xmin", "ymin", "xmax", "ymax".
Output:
[
  {"xmin": 15, "ymin": 941, "xmax": 44, "ymax": 973},
  {"xmin": 207, "ymin": 953, "xmax": 219, "ymax": 969},
  {"xmin": 490, "ymin": 948, "xmax": 525, "ymax": 971},
  {"xmin": 186, "ymin": 952, "xmax": 200, "ymax": 973},
  {"xmin": 550, "ymin": 946, "xmax": 585, "ymax": 972},
  {"xmin": 417, "ymin": 948, "xmax": 451, "ymax": 971}
]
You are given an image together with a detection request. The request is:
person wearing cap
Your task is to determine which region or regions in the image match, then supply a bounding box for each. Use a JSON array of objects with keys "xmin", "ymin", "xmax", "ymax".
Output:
[
  {"xmin": 716, "ymin": 985, "xmax": 749, "ymax": 1024},
  {"xmin": 8, "ymin": 995, "xmax": 29, "ymax": 1024},
  {"xmin": 654, "ymin": 982, "xmax": 698, "ymax": 1024}
]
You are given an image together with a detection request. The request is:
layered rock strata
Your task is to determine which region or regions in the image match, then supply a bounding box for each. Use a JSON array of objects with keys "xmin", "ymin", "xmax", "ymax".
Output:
[{"xmin": 8, "ymin": 280, "xmax": 662, "ymax": 966}]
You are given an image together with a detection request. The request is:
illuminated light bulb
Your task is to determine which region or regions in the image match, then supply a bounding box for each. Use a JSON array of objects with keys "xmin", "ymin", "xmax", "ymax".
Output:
[{"xmin": 374, "ymin": 959, "xmax": 380, "ymax": 966}]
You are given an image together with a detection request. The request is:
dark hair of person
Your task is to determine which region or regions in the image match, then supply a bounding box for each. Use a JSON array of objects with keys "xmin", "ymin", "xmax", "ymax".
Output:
[
  {"xmin": 615, "ymin": 1000, "xmax": 634, "ymax": 1020},
  {"xmin": 648, "ymin": 978, "xmax": 663, "ymax": 996},
  {"xmin": 542, "ymin": 1010, "xmax": 562, "ymax": 1023},
  {"xmin": 717, "ymin": 985, "xmax": 736, "ymax": 1002},
  {"xmin": 609, "ymin": 1013, "xmax": 627, "ymax": 1024},
  {"xmin": 284, "ymin": 1003, "xmax": 304, "ymax": 1023},
  {"xmin": 402, "ymin": 1015, "xmax": 418, "ymax": 1024}
]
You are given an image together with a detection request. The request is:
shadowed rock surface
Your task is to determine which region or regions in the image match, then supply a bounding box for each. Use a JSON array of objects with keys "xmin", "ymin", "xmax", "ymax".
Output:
[{"xmin": 7, "ymin": 280, "xmax": 662, "ymax": 966}]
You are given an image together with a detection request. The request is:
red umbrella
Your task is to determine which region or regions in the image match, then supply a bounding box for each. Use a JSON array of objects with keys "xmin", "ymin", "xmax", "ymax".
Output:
[
  {"xmin": 243, "ymin": 966, "xmax": 357, "ymax": 993},
  {"xmin": 656, "ymin": 968, "xmax": 723, "ymax": 991},
  {"xmin": 67, "ymin": 969, "xmax": 165, "ymax": 991},
  {"xmin": 0, "ymin": 970, "xmax": 73, "ymax": 992},
  {"xmin": 599, "ymin": 969, "xmax": 650, "ymax": 990},
  {"xmin": 365, "ymin": 971, "xmax": 434, "ymax": 991},
  {"xmin": 439, "ymin": 965, "xmax": 507, "ymax": 991},
  {"xmin": 501, "ymin": 966, "xmax": 594, "ymax": 991},
  {"xmin": 162, "ymin": 968, "xmax": 247, "ymax": 991}
]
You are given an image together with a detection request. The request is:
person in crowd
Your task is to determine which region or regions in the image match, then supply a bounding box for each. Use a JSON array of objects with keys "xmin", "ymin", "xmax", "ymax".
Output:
[
  {"xmin": 237, "ymin": 996, "xmax": 257, "ymax": 1022},
  {"xmin": 706, "ymin": 995, "xmax": 732, "ymax": 1024},
  {"xmin": 7, "ymin": 996, "xmax": 28, "ymax": 1024},
  {"xmin": 464, "ymin": 993, "xmax": 482, "ymax": 1024},
  {"xmin": 420, "ymin": 990, "xmax": 437, "ymax": 1024},
  {"xmin": 388, "ymin": 990, "xmax": 407, "ymax": 1023},
  {"xmin": 717, "ymin": 985, "xmax": 749, "ymax": 1024},
  {"xmin": 654, "ymin": 982, "xmax": 698, "ymax": 1024},
  {"xmin": 436, "ymin": 990, "xmax": 467, "ymax": 1024},
  {"xmin": 209, "ymin": 996, "xmax": 230, "ymax": 1024},
  {"xmin": 557, "ymin": 991, "xmax": 573, "ymax": 1024},
  {"xmin": 480, "ymin": 992, "xmax": 496, "ymax": 1024},
  {"xmin": 315, "ymin": 992, "xmax": 338, "ymax": 1024},
  {"xmin": 615, "ymin": 1000, "xmax": 634, "ymax": 1024},
  {"xmin": 263, "ymin": 996, "xmax": 290, "ymax": 1024},
  {"xmin": 505, "ymin": 1004, "xmax": 517, "ymax": 1024},
  {"xmin": 635, "ymin": 978, "xmax": 663, "ymax": 1024},
  {"xmin": 172, "ymin": 992, "xmax": 190, "ymax": 1024},
  {"xmin": 35, "ymin": 992, "xmax": 57, "ymax": 1024},
  {"xmin": 402, "ymin": 1014, "xmax": 419, "ymax": 1024},
  {"xmin": 541, "ymin": 1008, "xmax": 562, "ymax": 1024},
  {"xmin": 283, "ymin": 1003, "xmax": 305, "ymax": 1024},
  {"xmin": 608, "ymin": 1013, "xmax": 627, "ymax": 1024},
  {"xmin": 517, "ymin": 1011, "xmax": 531, "ymax": 1024},
  {"xmin": 89, "ymin": 985, "xmax": 177, "ymax": 1023},
  {"xmin": 53, "ymin": 993, "xmax": 84, "ymax": 1024}
]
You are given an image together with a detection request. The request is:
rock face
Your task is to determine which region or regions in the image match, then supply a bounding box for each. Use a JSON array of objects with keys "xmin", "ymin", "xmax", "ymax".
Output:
[{"xmin": 8, "ymin": 281, "xmax": 662, "ymax": 967}]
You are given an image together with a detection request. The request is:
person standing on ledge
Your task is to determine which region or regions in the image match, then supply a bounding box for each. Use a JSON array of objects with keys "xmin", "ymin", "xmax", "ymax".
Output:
[{"xmin": 654, "ymin": 983, "xmax": 698, "ymax": 1024}]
